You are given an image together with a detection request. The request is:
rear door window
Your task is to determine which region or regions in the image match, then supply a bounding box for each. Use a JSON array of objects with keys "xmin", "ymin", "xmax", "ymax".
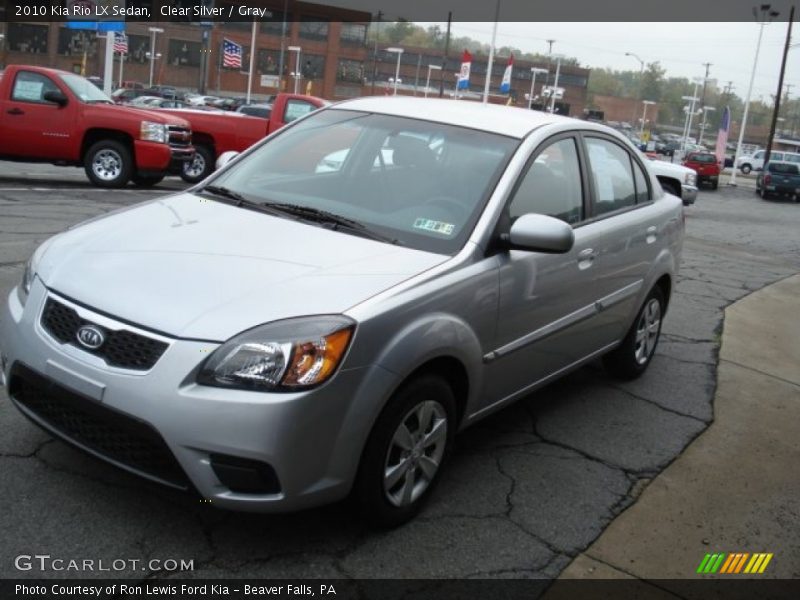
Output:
[{"xmin": 585, "ymin": 137, "xmax": 637, "ymax": 217}]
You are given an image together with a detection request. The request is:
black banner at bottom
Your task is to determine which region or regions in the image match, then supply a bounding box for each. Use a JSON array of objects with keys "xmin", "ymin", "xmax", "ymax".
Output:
[{"xmin": 4, "ymin": 579, "xmax": 800, "ymax": 600}]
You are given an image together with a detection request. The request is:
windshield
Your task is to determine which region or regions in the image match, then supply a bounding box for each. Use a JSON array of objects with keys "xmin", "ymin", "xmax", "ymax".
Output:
[
  {"xmin": 208, "ymin": 110, "xmax": 518, "ymax": 254},
  {"xmin": 60, "ymin": 73, "xmax": 113, "ymax": 103},
  {"xmin": 689, "ymin": 154, "xmax": 716, "ymax": 163}
]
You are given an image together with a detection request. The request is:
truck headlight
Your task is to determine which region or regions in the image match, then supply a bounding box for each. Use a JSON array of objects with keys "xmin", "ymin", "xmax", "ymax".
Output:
[
  {"xmin": 685, "ymin": 172, "xmax": 697, "ymax": 186},
  {"xmin": 140, "ymin": 121, "xmax": 167, "ymax": 144},
  {"xmin": 197, "ymin": 316, "xmax": 355, "ymax": 391}
]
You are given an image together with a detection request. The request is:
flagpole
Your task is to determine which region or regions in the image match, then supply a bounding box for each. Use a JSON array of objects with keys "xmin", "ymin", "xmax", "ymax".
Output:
[
  {"xmin": 246, "ymin": 21, "xmax": 256, "ymax": 104},
  {"xmin": 118, "ymin": 52, "xmax": 124, "ymax": 89},
  {"xmin": 482, "ymin": 0, "xmax": 501, "ymax": 104}
]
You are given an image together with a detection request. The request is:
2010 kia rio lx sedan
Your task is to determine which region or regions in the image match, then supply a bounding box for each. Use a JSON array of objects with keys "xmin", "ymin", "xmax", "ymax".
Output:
[{"xmin": 0, "ymin": 97, "xmax": 683, "ymax": 526}]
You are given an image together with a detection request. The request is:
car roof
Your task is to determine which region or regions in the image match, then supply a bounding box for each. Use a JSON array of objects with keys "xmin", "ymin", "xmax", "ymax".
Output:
[{"xmin": 332, "ymin": 96, "xmax": 579, "ymax": 139}]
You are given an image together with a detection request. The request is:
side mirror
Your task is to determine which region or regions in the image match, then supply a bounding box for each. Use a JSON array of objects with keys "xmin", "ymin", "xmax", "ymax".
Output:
[
  {"xmin": 507, "ymin": 213, "xmax": 575, "ymax": 254},
  {"xmin": 43, "ymin": 90, "xmax": 68, "ymax": 107},
  {"xmin": 216, "ymin": 151, "xmax": 240, "ymax": 170}
]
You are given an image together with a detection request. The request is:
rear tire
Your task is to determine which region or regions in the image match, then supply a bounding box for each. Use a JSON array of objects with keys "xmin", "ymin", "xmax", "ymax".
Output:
[
  {"xmin": 740, "ymin": 164, "xmax": 752, "ymax": 175},
  {"xmin": 84, "ymin": 140, "xmax": 133, "ymax": 188},
  {"xmin": 603, "ymin": 286, "xmax": 665, "ymax": 380},
  {"xmin": 131, "ymin": 174, "xmax": 164, "ymax": 187},
  {"xmin": 711, "ymin": 179, "xmax": 719, "ymax": 190},
  {"xmin": 181, "ymin": 145, "xmax": 214, "ymax": 184},
  {"xmin": 760, "ymin": 186, "xmax": 771, "ymax": 200},
  {"xmin": 354, "ymin": 374, "xmax": 456, "ymax": 528}
]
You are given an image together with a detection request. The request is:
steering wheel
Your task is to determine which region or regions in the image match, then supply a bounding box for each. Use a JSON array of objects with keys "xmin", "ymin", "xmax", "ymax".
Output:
[{"xmin": 425, "ymin": 196, "xmax": 470, "ymax": 221}]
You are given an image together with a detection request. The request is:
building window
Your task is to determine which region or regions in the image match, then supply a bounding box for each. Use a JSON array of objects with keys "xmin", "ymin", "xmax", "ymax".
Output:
[
  {"xmin": 337, "ymin": 59, "xmax": 364, "ymax": 83},
  {"xmin": 340, "ymin": 23, "xmax": 367, "ymax": 46},
  {"xmin": 299, "ymin": 17, "xmax": 329, "ymax": 41},
  {"xmin": 260, "ymin": 11, "xmax": 290, "ymax": 35},
  {"xmin": 302, "ymin": 55, "xmax": 326, "ymax": 79},
  {"xmin": 7, "ymin": 24, "xmax": 49, "ymax": 54},
  {"xmin": 258, "ymin": 49, "xmax": 282, "ymax": 74},
  {"xmin": 168, "ymin": 39, "xmax": 201, "ymax": 68},
  {"xmin": 334, "ymin": 85, "xmax": 362, "ymax": 98},
  {"xmin": 58, "ymin": 28, "xmax": 98, "ymax": 58},
  {"xmin": 127, "ymin": 34, "xmax": 150, "ymax": 65}
]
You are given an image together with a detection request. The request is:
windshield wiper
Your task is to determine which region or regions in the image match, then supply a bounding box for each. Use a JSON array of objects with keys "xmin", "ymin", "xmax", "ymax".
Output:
[
  {"xmin": 200, "ymin": 185, "xmax": 252, "ymax": 205},
  {"xmin": 261, "ymin": 203, "xmax": 400, "ymax": 245}
]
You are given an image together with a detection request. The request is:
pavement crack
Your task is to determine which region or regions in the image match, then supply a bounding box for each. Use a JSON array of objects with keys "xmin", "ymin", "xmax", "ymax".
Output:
[{"xmin": 609, "ymin": 384, "xmax": 712, "ymax": 425}]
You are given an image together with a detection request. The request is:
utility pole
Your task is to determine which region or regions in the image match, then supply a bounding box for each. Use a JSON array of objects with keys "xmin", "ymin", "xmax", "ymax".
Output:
[
  {"xmin": 696, "ymin": 62, "xmax": 712, "ymax": 143},
  {"xmin": 546, "ymin": 39, "xmax": 555, "ymax": 54},
  {"xmin": 765, "ymin": 4, "xmax": 794, "ymax": 165},
  {"xmin": 439, "ymin": 12, "xmax": 452, "ymax": 98},
  {"xmin": 370, "ymin": 10, "xmax": 382, "ymax": 95}
]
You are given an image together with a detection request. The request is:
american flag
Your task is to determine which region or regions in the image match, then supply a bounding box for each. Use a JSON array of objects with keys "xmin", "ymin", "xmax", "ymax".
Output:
[
  {"xmin": 113, "ymin": 32, "xmax": 128, "ymax": 55},
  {"xmin": 222, "ymin": 39, "xmax": 243, "ymax": 69}
]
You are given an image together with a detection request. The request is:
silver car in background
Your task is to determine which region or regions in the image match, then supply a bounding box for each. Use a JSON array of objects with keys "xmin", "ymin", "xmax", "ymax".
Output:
[{"xmin": 1, "ymin": 98, "xmax": 683, "ymax": 526}]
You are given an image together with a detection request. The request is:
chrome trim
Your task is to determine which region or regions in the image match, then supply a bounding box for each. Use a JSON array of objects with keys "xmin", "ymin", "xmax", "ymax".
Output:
[
  {"xmin": 471, "ymin": 341, "xmax": 620, "ymax": 421},
  {"xmin": 483, "ymin": 280, "xmax": 643, "ymax": 363}
]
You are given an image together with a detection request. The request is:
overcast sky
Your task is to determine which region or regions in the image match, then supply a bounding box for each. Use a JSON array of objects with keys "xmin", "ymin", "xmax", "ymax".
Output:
[{"xmin": 417, "ymin": 22, "xmax": 798, "ymax": 103}]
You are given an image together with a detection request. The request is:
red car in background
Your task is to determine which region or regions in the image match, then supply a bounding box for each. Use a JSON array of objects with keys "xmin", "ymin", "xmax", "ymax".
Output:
[{"xmin": 682, "ymin": 151, "xmax": 721, "ymax": 190}]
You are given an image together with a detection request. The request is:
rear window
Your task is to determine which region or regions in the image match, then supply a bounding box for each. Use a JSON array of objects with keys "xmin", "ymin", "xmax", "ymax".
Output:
[
  {"xmin": 768, "ymin": 163, "xmax": 799, "ymax": 175},
  {"xmin": 688, "ymin": 153, "xmax": 716, "ymax": 163}
]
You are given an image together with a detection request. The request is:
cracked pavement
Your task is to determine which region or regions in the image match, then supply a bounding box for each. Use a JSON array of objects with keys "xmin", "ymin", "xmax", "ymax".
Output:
[{"xmin": 1, "ymin": 164, "xmax": 798, "ymax": 582}]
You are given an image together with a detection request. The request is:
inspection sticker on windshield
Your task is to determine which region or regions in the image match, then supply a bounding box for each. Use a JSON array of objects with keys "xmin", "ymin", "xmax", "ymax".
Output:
[{"xmin": 413, "ymin": 218, "xmax": 455, "ymax": 236}]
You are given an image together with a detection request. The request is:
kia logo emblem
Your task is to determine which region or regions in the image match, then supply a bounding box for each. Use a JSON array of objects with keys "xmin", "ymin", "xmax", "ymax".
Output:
[{"xmin": 76, "ymin": 325, "xmax": 105, "ymax": 350}]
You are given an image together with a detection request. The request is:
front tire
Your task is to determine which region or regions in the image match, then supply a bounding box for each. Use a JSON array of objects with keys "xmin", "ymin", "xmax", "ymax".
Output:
[
  {"xmin": 84, "ymin": 140, "xmax": 133, "ymax": 188},
  {"xmin": 603, "ymin": 286, "xmax": 665, "ymax": 380},
  {"xmin": 181, "ymin": 145, "xmax": 214, "ymax": 184},
  {"xmin": 354, "ymin": 375, "xmax": 456, "ymax": 527}
]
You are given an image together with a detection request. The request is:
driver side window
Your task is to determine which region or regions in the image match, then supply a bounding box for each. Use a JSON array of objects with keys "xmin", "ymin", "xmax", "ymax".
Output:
[
  {"xmin": 12, "ymin": 71, "xmax": 59, "ymax": 104},
  {"xmin": 509, "ymin": 138, "xmax": 584, "ymax": 225}
]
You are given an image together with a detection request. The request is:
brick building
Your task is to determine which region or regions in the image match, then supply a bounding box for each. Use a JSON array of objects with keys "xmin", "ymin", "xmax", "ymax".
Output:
[
  {"xmin": 0, "ymin": 1, "xmax": 372, "ymax": 100},
  {"xmin": 590, "ymin": 94, "xmax": 660, "ymax": 127}
]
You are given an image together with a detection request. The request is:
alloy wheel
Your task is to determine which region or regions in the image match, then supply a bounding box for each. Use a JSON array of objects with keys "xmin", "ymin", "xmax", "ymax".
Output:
[
  {"xmin": 92, "ymin": 149, "xmax": 123, "ymax": 182},
  {"xmin": 634, "ymin": 298, "xmax": 661, "ymax": 365}
]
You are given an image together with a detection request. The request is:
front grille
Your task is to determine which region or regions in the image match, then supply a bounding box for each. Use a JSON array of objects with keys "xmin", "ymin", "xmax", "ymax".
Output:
[
  {"xmin": 41, "ymin": 298, "xmax": 168, "ymax": 371},
  {"xmin": 9, "ymin": 364, "xmax": 189, "ymax": 489},
  {"xmin": 167, "ymin": 125, "xmax": 192, "ymax": 149}
]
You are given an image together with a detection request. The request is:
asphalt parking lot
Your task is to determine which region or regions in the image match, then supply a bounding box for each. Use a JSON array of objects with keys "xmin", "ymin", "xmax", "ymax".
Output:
[{"xmin": 1, "ymin": 163, "xmax": 798, "ymax": 581}]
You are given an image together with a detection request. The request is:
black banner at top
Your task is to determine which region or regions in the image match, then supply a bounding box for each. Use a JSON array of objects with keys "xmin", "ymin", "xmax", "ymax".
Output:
[{"xmin": 0, "ymin": 0, "xmax": 798, "ymax": 23}]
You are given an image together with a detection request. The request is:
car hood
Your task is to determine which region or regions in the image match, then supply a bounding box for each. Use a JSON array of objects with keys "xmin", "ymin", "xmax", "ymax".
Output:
[
  {"xmin": 646, "ymin": 158, "xmax": 693, "ymax": 176},
  {"xmin": 95, "ymin": 103, "xmax": 191, "ymax": 127},
  {"xmin": 37, "ymin": 193, "xmax": 447, "ymax": 341}
]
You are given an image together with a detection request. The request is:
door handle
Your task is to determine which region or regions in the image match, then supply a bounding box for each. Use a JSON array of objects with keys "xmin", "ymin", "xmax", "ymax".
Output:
[
  {"xmin": 577, "ymin": 248, "xmax": 597, "ymax": 269},
  {"xmin": 646, "ymin": 225, "xmax": 657, "ymax": 243},
  {"xmin": 7, "ymin": 107, "xmax": 25, "ymax": 116}
]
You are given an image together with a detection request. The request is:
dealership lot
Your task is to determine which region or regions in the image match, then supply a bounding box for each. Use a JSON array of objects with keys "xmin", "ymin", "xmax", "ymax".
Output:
[{"xmin": 1, "ymin": 163, "xmax": 798, "ymax": 580}]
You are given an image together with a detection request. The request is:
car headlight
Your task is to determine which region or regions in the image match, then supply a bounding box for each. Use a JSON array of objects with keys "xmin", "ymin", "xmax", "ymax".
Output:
[
  {"xmin": 18, "ymin": 256, "xmax": 35, "ymax": 306},
  {"xmin": 197, "ymin": 316, "xmax": 355, "ymax": 391},
  {"xmin": 140, "ymin": 121, "xmax": 167, "ymax": 144},
  {"xmin": 685, "ymin": 171, "xmax": 697, "ymax": 186}
]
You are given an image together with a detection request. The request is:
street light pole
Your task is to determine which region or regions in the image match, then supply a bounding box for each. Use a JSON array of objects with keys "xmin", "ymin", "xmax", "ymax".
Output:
[
  {"xmin": 386, "ymin": 47, "xmax": 404, "ymax": 95},
  {"xmin": 528, "ymin": 67, "xmax": 548, "ymax": 110},
  {"xmin": 287, "ymin": 45, "xmax": 301, "ymax": 94},
  {"xmin": 730, "ymin": 4, "xmax": 779, "ymax": 187},
  {"xmin": 640, "ymin": 100, "xmax": 656, "ymax": 139},
  {"xmin": 147, "ymin": 27, "xmax": 163, "ymax": 88},
  {"xmin": 625, "ymin": 52, "xmax": 645, "ymax": 127},
  {"xmin": 425, "ymin": 64, "xmax": 441, "ymax": 98},
  {"xmin": 549, "ymin": 55, "xmax": 563, "ymax": 113}
]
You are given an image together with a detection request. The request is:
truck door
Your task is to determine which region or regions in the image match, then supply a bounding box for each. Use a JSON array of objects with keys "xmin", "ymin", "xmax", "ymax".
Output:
[
  {"xmin": 1, "ymin": 70, "xmax": 76, "ymax": 160},
  {"xmin": 271, "ymin": 98, "xmax": 319, "ymax": 132}
]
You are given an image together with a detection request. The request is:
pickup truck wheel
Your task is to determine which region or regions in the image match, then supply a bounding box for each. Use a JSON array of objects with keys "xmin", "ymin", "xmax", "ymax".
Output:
[
  {"xmin": 711, "ymin": 179, "xmax": 719, "ymax": 190},
  {"xmin": 740, "ymin": 164, "xmax": 752, "ymax": 174},
  {"xmin": 603, "ymin": 286, "xmax": 665, "ymax": 380},
  {"xmin": 84, "ymin": 140, "xmax": 132, "ymax": 188},
  {"xmin": 181, "ymin": 145, "xmax": 214, "ymax": 183},
  {"xmin": 760, "ymin": 186, "xmax": 772, "ymax": 200},
  {"xmin": 131, "ymin": 174, "xmax": 164, "ymax": 187},
  {"xmin": 354, "ymin": 374, "xmax": 456, "ymax": 528}
]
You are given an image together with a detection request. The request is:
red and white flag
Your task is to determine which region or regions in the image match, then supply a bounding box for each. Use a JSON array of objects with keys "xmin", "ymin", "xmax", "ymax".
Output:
[{"xmin": 457, "ymin": 50, "xmax": 472, "ymax": 90}]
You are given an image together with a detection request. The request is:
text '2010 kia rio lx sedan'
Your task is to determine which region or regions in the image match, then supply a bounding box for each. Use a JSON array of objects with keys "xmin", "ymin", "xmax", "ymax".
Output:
[{"xmin": 1, "ymin": 97, "xmax": 683, "ymax": 526}]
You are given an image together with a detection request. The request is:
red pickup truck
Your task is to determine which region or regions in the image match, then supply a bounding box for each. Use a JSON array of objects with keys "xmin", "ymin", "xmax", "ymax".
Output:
[
  {"xmin": 158, "ymin": 93, "xmax": 327, "ymax": 183},
  {"xmin": 0, "ymin": 65, "xmax": 194, "ymax": 188},
  {"xmin": 682, "ymin": 151, "xmax": 720, "ymax": 190}
]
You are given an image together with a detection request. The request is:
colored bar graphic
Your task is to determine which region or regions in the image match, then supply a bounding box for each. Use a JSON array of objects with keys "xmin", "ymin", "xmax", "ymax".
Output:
[
  {"xmin": 720, "ymin": 553, "xmax": 736, "ymax": 573},
  {"xmin": 758, "ymin": 554, "xmax": 773, "ymax": 574},
  {"xmin": 697, "ymin": 554, "xmax": 712, "ymax": 574},
  {"xmin": 711, "ymin": 553, "xmax": 726, "ymax": 573},
  {"xmin": 734, "ymin": 553, "xmax": 749, "ymax": 573}
]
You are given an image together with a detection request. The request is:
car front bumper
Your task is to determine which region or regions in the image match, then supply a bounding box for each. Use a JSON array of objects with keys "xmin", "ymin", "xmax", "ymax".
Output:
[
  {"xmin": 0, "ymin": 282, "xmax": 397, "ymax": 512},
  {"xmin": 681, "ymin": 184, "xmax": 698, "ymax": 205}
]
